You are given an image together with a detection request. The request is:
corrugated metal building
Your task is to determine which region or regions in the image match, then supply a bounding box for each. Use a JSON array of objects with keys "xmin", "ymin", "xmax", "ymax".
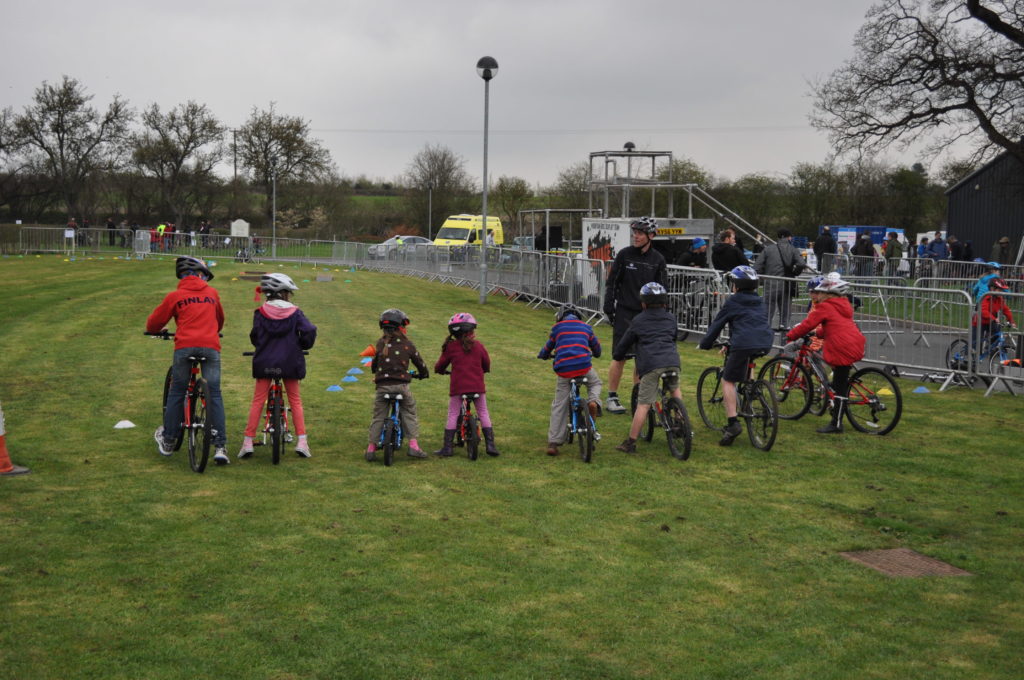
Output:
[{"xmin": 945, "ymin": 150, "xmax": 1024, "ymax": 265}]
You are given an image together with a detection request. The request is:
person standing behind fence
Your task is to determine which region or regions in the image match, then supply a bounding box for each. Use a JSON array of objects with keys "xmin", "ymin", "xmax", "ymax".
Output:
[
  {"xmin": 814, "ymin": 227, "xmax": 837, "ymax": 273},
  {"xmin": 711, "ymin": 229, "xmax": 749, "ymax": 272},
  {"xmin": 851, "ymin": 232, "xmax": 875, "ymax": 277},
  {"xmin": 948, "ymin": 235, "xmax": 965, "ymax": 261},
  {"xmin": 754, "ymin": 228, "xmax": 808, "ymax": 335},
  {"xmin": 928, "ymin": 231, "xmax": 948, "ymax": 261},
  {"xmin": 675, "ymin": 237, "xmax": 708, "ymax": 268},
  {"xmin": 602, "ymin": 217, "xmax": 667, "ymax": 415},
  {"xmin": 991, "ymin": 236, "xmax": 1013, "ymax": 265},
  {"xmin": 883, "ymin": 232, "xmax": 904, "ymax": 281}
]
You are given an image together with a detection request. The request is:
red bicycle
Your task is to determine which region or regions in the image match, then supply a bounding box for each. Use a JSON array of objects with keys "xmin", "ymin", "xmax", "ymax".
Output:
[
  {"xmin": 242, "ymin": 351, "xmax": 307, "ymax": 464},
  {"xmin": 146, "ymin": 331, "xmax": 212, "ymax": 473}
]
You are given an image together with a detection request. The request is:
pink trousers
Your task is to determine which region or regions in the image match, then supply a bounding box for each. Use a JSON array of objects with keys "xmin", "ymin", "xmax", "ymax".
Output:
[{"xmin": 245, "ymin": 378, "xmax": 306, "ymax": 437}]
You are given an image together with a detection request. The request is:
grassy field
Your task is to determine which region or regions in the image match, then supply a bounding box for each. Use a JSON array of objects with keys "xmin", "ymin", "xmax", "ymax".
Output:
[{"xmin": 1, "ymin": 254, "xmax": 1022, "ymax": 680}]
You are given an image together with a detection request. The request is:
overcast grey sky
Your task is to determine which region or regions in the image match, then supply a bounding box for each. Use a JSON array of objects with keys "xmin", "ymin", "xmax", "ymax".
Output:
[{"xmin": 3, "ymin": 0, "xmax": 904, "ymax": 187}]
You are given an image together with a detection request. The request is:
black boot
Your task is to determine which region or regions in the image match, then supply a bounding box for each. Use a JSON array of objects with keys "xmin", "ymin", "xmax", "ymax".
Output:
[
  {"xmin": 483, "ymin": 427, "xmax": 500, "ymax": 456},
  {"xmin": 817, "ymin": 397, "xmax": 846, "ymax": 434},
  {"xmin": 434, "ymin": 429, "xmax": 456, "ymax": 457}
]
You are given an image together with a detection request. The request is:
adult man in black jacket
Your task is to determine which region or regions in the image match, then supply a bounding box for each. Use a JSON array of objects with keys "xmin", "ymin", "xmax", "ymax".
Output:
[
  {"xmin": 813, "ymin": 227, "xmax": 837, "ymax": 273},
  {"xmin": 710, "ymin": 230, "xmax": 749, "ymax": 272},
  {"xmin": 602, "ymin": 217, "xmax": 668, "ymax": 414}
]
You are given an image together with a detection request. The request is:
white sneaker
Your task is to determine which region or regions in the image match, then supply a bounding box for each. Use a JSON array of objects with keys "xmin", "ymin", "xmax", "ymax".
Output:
[
  {"xmin": 295, "ymin": 443, "xmax": 312, "ymax": 458},
  {"xmin": 605, "ymin": 395, "xmax": 626, "ymax": 414},
  {"xmin": 238, "ymin": 445, "xmax": 254, "ymax": 460},
  {"xmin": 213, "ymin": 448, "xmax": 230, "ymax": 465},
  {"xmin": 154, "ymin": 427, "xmax": 174, "ymax": 456}
]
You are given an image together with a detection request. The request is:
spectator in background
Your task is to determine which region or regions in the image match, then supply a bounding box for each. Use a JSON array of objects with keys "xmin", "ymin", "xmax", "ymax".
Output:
[
  {"xmin": 676, "ymin": 237, "xmax": 708, "ymax": 268},
  {"xmin": 948, "ymin": 235, "xmax": 965, "ymax": 261},
  {"xmin": 814, "ymin": 227, "xmax": 837, "ymax": 273},
  {"xmin": 928, "ymin": 231, "xmax": 948, "ymax": 260},
  {"xmin": 753, "ymin": 228, "xmax": 809, "ymax": 335},
  {"xmin": 963, "ymin": 240, "xmax": 974, "ymax": 261},
  {"xmin": 711, "ymin": 229, "xmax": 749, "ymax": 272},
  {"xmin": 883, "ymin": 231, "xmax": 904, "ymax": 282},
  {"xmin": 991, "ymin": 236, "xmax": 1013, "ymax": 265},
  {"xmin": 106, "ymin": 217, "xmax": 117, "ymax": 246},
  {"xmin": 851, "ymin": 232, "xmax": 875, "ymax": 277}
]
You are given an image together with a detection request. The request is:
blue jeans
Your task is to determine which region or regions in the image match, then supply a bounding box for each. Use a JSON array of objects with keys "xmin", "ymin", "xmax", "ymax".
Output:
[{"xmin": 164, "ymin": 347, "xmax": 226, "ymax": 447}]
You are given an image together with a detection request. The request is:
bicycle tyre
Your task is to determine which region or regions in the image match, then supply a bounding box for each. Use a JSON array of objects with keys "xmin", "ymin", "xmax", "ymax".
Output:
[
  {"xmin": 575, "ymin": 402, "xmax": 594, "ymax": 463},
  {"xmin": 629, "ymin": 383, "xmax": 654, "ymax": 442},
  {"xmin": 466, "ymin": 415, "xmax": 480, "ymax": 460},
  {"xmin": 845, "ymin": 367, "xmax": 902, "ymax": 435},
  {"xmin": 270, "ymin": 391, "xmax": 283, "ymax": 465},
  {"xmin": 696, "ymin": 366, "xmax": 727, "ymax": 431},
  {"xmin": 162, "ymin": 366, "xmax": 185, "ymax": 452},
  {"xmin": 757, "ymin": 357, "xmax": 811, "ymax": 420},
  {"xmin": 383, "ymin": 420, "xmax": 396, "ymax": 466},
  {"xmin": 188, "ymin": 378, "xmax": 212, "ymax": 473},
  {"xmin": 808, "ymin": 368, "xmax": 829, "ymax": 417},
  {"xmin": 987, "ymin": 338, "xmax": 1017, "ymax": 378},
  {"xmin": 744, "ymin": 380, "xmax": 778, "ymax": 451},
  {"xmin": 664, "ymin": 397, "xmax": 692, "ymax": 461}
]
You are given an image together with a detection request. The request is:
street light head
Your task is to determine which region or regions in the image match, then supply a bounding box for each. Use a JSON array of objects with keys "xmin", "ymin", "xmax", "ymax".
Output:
[
  {"xmin": 624, "ymin": 141, "xmax": 636, "ymax": 152},
  {"xmin": 476, "ymin": 56, "xmax": 498, "ymax": 81}
]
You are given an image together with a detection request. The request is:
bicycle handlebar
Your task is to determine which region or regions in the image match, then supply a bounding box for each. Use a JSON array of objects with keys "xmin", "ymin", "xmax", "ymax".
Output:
[
  {"xmin": 144, "ymin": 331, "xmax": 223, "ymax": 339},
  {"xmin": 242, "ymin": 351, "xmax": 309, "ymax": 356}
]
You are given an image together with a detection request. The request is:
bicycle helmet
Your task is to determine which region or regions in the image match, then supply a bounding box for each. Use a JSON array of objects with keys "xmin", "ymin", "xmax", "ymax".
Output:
[
  {"xmin": 986, "ymin": 261, "xmax": 1001, "ymax": 270},
  {"xmin": 814, "ymin": 276, "xmax": 850, "ymax": 295},
  {"xmin": 379, "ymin": 308, "xmax": 410, "ymax": 329},
  {"xmin": 806, "ymin": 275, "xmax": 825, "ymax": 293},
  {"xmin": 260, "ymin": 272, "xmax": 298, "ymax": 294},
  {"xmin": 448, "ymin": 312, "xmax": 477, "ymax": 335},
  {"xmin": 175, "ymin": 256, "xmax": 213, "ymax": 281},
  {"xmin": 629, "ymin": 216, "xmax": 658, "ymax": 236},
  {"xmin": 727, "ymin": 265, "xmax": 758, "ymax": 291},
  {"xmin": 555, "ymin": 304, "xmax": 580, "ymax": 322},
  {"xmin": 639, "ymin": 281, "xmax": 669, "ymax": 305},
  {"xmin": 989, "ymin": 278, "xmax": 1009, "ymax": 291}
]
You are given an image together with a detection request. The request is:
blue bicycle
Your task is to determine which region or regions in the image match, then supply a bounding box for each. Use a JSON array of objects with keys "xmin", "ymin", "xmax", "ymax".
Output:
[
  {"xmin": 564, "ymin": 375, "xmax": 600, "ymax": 463},
  {"xmin": 379, "ymin": 391, "xmax": 408, "ymax": 467},
  {"xmin": 946, "ymin": 323, "xmax": 1018, "ymax": 382}
]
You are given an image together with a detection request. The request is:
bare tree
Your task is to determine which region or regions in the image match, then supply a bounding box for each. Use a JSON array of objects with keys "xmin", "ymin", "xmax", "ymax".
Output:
[
  {"xmin": 490, "ymin": 175, "xmax": 533, "ymax": 227},
  {"xmin": 234, "ymin": 104, "xmax": 333, "ymax": 224},
  {"xmin": 133, "ymin": 101, "xmax": 225, "ymax": 225},
  {"xmin": 811, "ymin": 0, "xmax": 1024, "ymax": 166},
  {"xmin": 546, "ymin": 161, "xmax": 591, "ymax": 209},
  {"xmin": 13, "ymin": 76, "xmax": 132, "ymax": 218},
  {"xmin": 404, "ymin": 143, "xmax": 475, "ymax": 235}
]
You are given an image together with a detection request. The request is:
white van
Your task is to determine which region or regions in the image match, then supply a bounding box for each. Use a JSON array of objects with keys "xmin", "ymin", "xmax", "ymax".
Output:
[{"xmin": 433, "ymin": 215, "xmax": 504, "ymax": 247}]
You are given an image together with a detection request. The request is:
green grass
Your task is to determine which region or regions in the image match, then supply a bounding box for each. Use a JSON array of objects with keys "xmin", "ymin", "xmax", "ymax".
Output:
[{"xmin": 1, "ymin": 253, "xmax": 1023, "ymax": 679}]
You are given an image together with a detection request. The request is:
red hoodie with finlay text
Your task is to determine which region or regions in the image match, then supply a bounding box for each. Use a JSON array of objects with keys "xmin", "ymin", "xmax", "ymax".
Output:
[{"xmin": 146, "ymin": 276, "xmax": 225, "ymax": 351}]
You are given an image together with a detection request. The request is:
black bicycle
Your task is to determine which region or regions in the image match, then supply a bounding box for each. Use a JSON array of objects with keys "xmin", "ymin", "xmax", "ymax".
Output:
[
  {"xmin": 696, "ymin": 343, "xmax": 779, "ymax": 451},
  {"xmin": 146, "ymin": 331, "xmax": 212, "ymax": 473},
  {"xmin": 629, "ymin": 370, "xmax": 693, "ymax": 460},
  {"xmin": 564, "ymin": 375, "xmax": 600, "ymax": 463}
]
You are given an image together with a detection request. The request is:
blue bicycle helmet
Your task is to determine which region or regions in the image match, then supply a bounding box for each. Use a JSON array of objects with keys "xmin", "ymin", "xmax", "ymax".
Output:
[
  {"xmin": 639, "ymin": 281, "xmax": 668, "ymax": 305},
  {"xmin": 807, "ymin": 275, "xmax": 825, "ymax": 293},
  {"xmin": 728, "ymin": 265, "xmax": 758, "ymax": 291},
  {"xmin": 986, "ymin": 261, "xmax": 1001, "ymax": 270}
]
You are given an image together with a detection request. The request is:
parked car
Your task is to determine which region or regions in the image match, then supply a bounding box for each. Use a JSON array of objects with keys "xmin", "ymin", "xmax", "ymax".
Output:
[{"xmin": 367, "ymin": 235, "xmax": 433, "ymax": 260}]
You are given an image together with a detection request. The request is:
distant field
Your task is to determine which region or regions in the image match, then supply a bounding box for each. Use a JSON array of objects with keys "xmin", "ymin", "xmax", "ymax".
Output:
[{"xmin": 1, "ymin": 254, "xmax": 1022, "ymax": 680}]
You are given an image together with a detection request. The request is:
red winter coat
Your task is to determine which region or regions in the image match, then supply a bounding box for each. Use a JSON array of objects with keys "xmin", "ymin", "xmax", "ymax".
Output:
[
  {"xmin": 435, "ymin": 338, "xmax": 490, "ymax": 396},
  {"xmin": 146, "ymin": 276, "xmax": 225, "ymax": 351},
  {"xmin": 787, "ymin": 296, "xmax": 865, "ymax": 367}
]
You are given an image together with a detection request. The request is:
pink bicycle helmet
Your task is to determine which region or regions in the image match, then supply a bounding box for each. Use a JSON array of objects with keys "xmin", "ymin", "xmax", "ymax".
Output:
[{"xmin": 448, "ymin": 312, "xmax": 477, "ymax": 335}]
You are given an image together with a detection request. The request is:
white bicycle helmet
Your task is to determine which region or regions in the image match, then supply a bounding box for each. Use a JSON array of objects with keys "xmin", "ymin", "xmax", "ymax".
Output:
[
  {"xmin": 814, "ymin": 276, "xmax": 850, "ymax": 295},
  {"xmin": 630, "ymin": 216, "xmax": 658, "ymax": 236},
  {"xmin": 260, "ymin": 272, "xmax": 298, "ymax": 293}
]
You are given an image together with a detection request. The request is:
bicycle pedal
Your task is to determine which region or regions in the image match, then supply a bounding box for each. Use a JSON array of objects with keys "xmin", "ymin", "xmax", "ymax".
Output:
[
  {"xmin": 284, "ymin": 433, "xmax": 295, "ymax": 443},
  {"xmin": 594, "ymin": 432, "xmax": 602, "ymax": 442}
]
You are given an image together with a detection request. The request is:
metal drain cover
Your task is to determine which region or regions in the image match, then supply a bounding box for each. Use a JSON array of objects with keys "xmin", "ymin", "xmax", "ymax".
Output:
[{"xmin": 839, "ymin": 548, "xmax": 971, "ymax": 577}]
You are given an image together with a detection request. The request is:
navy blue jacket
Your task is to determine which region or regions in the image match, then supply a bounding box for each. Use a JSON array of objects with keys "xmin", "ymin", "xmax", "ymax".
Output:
[
  {"xmin": 249, "ymin": 303, "xmax": 317, "ymax": 379},
  {"xmin": 613, "ymin": 307, "xmax": 679, "ymax": 377},
  {"xmin": 698, "ymin": 290, "xmax": 773, "ymax": 351}
]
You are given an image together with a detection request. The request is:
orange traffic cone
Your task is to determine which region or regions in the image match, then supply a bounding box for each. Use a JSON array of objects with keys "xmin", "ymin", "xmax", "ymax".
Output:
[{"xmin": 0, "ymin": 401, "xmax": 30, "ymax": 476}]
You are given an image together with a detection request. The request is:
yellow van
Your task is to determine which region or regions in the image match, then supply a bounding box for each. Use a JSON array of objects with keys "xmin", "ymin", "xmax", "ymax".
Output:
[{"xmin": 433, "ymin": 215, "xmax": 504, "ymax": 247}]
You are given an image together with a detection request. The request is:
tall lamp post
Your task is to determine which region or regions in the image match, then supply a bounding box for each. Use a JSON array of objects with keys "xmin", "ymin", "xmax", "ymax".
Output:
[
  {"xmin": 270, "ymin": 158, "xmax": 278, "ymax": 259},
  {"xmin": 426, "ymin": 181, "xmax": 434, "ymax": 240},
  {"xmin": 476, "ymin": 56, "xmax": 497, "ymax": 305}
]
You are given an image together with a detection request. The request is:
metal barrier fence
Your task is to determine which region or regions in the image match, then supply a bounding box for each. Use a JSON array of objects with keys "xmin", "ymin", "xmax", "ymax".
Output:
[{"xmin": 16, "ymin": 228, "xmax": 1021, "ymax": 395}]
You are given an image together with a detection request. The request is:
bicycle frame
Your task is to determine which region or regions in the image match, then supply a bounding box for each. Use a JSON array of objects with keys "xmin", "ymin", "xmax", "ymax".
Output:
[
  {"xmin": 568, "ymin": 378, "xmax": 599, "ymax": 441},
  {"xmin": 256, "ymin": 380, "xmax": 292, "ymax": 447}
]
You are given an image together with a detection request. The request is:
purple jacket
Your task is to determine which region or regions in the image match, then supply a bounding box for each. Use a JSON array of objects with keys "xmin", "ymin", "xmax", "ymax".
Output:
[{"xmin": 249, "ymin": 302, "xmax": 317, "ymax": 380}]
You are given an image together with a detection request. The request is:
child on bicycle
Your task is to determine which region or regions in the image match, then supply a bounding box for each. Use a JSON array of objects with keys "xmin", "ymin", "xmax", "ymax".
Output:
[
  {"xmin": 537, "ymin": 304, "xmax": 603, "ymax": 456},
  {"xmin": 973, "ymin": 277, "xmax": 1016, "ymax": 349},
  {"xmin": 697, "ymin": 266, "xmax": 774, "ymax": 446},
  {"xmin": 613, "ymin": 282, "xmax": 683, "ymax": 453},
  {"xmin": 146, "ymin": 256, "xmax": 229, "ymax": 465},
  {"xmin": 239, "ymin": 273, "xmax": 318, "ymax": 460},
  {"xmin": 786, "ymin": 275, "xmax": 866, "ymax": 434},
  {"xmin": 433, "ymin": 312, "xmax": 499, "ymax": 457},
  {"xmin": 366, "ymin": 309, "xmax": 430, "ymax": 461}
]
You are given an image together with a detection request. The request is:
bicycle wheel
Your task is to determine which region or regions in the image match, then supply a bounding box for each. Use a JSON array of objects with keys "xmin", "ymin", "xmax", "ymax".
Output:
[
  {"xmin": 466, "ymin": 415, "xmax": 480, "ymax": 460},
  {"xmin": 696, "ymin": 366, "xmax": 727, "ymax": 431},
  {"xmin": 987, "ymin": 339, "xmax": 1017, "ymax": 378},
  {"xmin": 575, "ymin": 402, "xmax": 594, "ymax": 463},
  {"xmin": 945, "ymin": 338, "xmax": 970, "ymax": 372},
  {"xmin": 383, "ymin": 420, "xmax": 396, "ymax": 466},
  {"xmin": 744, "ymin": 380, "xmax": 778, "ymax": 452},
  {"xmin": 187, "ymin": 378, "xmax": 212, "ymax": 473},
  {"xmin": 758, "ymin": 357, "xmax": 811, "ymax": 420},
  {"xmin": 270, "ymin": 391, "xmax": 283, "ymax": 465},
  {"xmin": 162, "ymin": 366, "xmax": 185, "ymax": 452},
  {"xmin": 630, "ymin": 383, "xmax": 654, "ymax": 442},
  {"xmin": 808, "ymin": 369, "xmax": 829, "ymax": 417},
  {"xmin": 663, "ymin": 397, "xmax": 693, "ymax": 461},
  {"xmin": 845, "ymin": 367, "xmax": 902, "ymax": 435}
]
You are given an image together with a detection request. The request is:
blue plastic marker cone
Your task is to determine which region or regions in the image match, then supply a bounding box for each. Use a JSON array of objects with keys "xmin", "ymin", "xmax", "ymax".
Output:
[
  {"xmin": 342, "ymin": 375, "xmax": 358, "ymax": 383},
  {"xmin": 912, "ymin": 386, "xmax": 930, "ymax": 394},
  {"xmin": 326, "ymin": 385, "xmax": 343, "ymax": 392},
  {"xmin": 346, "ymin": 367, "xmax": 364, "ymax": 375},
  {"xmin": 360, "ymin": 357, "xmax": 373, "ymax": 365}
]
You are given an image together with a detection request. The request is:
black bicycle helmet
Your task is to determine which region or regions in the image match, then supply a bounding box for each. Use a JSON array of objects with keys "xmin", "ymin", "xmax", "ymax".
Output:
[
  {"xmin": 639, "ymin": 281, "xmax": 669, "ymax": 306},
  {"xmin": 379, "ymin": 308, "xmax": 410, "ymax": 329},
  {"xmin": 175, "ymin": 256, "xmax": 213, "ymax": 281},
  {"xmin": 555, "ymin": 304, "xmax": 580, "ymax": 322}
]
